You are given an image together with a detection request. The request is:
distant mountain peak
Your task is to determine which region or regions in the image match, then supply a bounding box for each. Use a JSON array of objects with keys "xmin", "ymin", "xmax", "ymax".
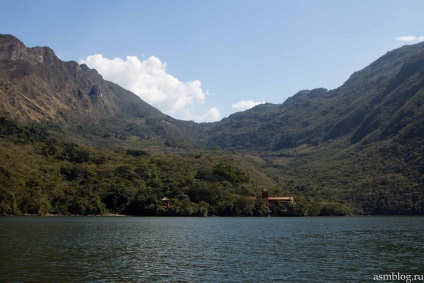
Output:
[
  {"xmin": 0, "ymin": 34, "xmax": 63, "ymax": 68},
  {"xmin": 0, "ymin": 34, "xmax": 26, "ymax": 60}
]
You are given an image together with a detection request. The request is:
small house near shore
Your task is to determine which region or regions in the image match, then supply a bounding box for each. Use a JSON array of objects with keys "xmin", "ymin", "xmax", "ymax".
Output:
[
  {"xmin": 161, "ymin": 197, "xmax": 172, "ymax": 208},
  {"xmin": 262, "ymin": 189, "xmax": 294, "ymax": 203},
  {"xmin": 247, "ymin": 189, "xmax": 294, "ymax": 206}
]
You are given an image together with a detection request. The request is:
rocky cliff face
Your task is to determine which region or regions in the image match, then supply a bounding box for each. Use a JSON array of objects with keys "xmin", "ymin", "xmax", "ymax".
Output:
[
  {"xmin": 0, "ymin": 34, "xmax": 58, "ymax": 65},
  {"xmin": 0, "ymin": 34, "xmax": 197, "ymax": 145},
  {"xmin": 0, "ymin": 34, "xmax": 118, "ymax": 125}
]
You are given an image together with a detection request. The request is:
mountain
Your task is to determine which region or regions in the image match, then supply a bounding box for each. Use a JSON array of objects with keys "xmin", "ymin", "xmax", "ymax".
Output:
[
  {"xmin": 203, "ymin": 42, "xmax": 424, "ymax": 151},
  {"xmin": 0, "ymin": 34, "xmax": 423, "ymax": 215},
  {"xmin": 200, "ymin": 42, "xmax": 424, "ymax": 214},
  {"xmin": 0, "ymin": 34, "xmax": 199, "ymax": 148},
  {"xmin": 2, "ymin": 33, "xmax": 422, "ymax": 154}
]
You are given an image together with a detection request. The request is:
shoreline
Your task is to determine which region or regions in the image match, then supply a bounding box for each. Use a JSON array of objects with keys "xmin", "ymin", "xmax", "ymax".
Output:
[{"xmin": 0, "ymin": 213, "xmax": 128, "ymax": 217}]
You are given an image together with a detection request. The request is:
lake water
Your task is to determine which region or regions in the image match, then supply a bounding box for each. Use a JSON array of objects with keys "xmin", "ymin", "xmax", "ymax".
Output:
[{"xmin": 1, "ymin": 216, "xmax": 423, "ymax": 282}]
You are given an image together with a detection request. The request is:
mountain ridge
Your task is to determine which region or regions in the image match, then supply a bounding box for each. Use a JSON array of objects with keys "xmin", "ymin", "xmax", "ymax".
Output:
[
  {"xmin": 0, "ymin": 34, "xmax": 200, "ymax": 148},
  {"xmin": 203, "ymin": 42, "xmax": 424, "ymax": 151},
  {"xmin": 0, "ymin": 34, "xmax": 423, "ymax": 215},
  {"xmin": 1, "ymin": 33, "xmax": 423, "ymax": 153}
]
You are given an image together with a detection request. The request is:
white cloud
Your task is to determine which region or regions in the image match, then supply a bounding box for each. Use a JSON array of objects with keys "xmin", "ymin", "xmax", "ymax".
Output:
[
  {"xmin": 80, "ymin": 54, "xmax": 220, "ymax": 122},
  {"xmin": 231, "ymin": 100, "xmax": 265, "ymax": 111},
  {"xmin": 184, "ymin": 107, "xmax": 221, "ymax": 123},
  {"xmin": 395, "ymin": 35, "xmax": 424, "ymax": 42}
]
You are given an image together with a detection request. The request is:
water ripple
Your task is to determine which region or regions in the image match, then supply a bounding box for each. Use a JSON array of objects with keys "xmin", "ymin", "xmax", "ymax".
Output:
[{"xmin": 1, "ymin": 216, "xmax": 424, "ymax": 282}]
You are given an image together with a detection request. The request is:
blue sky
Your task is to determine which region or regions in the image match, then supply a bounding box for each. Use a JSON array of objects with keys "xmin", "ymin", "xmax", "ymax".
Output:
[{"xmin": 1, "ymin": 0, "xmax": 424, "ymax": 122}]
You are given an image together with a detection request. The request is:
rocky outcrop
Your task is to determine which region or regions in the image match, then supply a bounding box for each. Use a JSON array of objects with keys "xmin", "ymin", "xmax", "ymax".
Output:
[
  {"xmin": 0, "ymin": 34, "xmax": 59, "ymax": 66},
  {"xmin": 0, "ymin": 34, "xmax": 196, "ymax": 145}
]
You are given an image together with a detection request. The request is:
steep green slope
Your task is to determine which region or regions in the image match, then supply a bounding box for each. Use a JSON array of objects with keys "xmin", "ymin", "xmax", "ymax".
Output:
[{"xmin": 2, "ymin": 117, "xmax": 333, "ymax": 216}]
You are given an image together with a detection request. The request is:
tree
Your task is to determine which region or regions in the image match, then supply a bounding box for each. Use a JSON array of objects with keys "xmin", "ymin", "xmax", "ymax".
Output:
[{"xmin": 102, "ymin": 186, "xmax": 131, "ymax": 214}]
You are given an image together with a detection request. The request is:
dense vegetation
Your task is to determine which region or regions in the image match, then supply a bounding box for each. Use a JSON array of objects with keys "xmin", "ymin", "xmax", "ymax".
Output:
[
  {"xmin": 1, "ymin": 117, "xmax": 345, "ymax": 216},
  {"xmin": 265, "ymin": 136, "xmax": 423, "ymax": 215},
  {"xmin": 1, "ymin": 116, "xmax": 421, "ymax": 216}
]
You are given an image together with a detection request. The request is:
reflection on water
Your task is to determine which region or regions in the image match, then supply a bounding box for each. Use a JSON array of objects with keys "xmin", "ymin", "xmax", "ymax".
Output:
[{"xmin": 1, "ymin": 216, "xmax": 423, "ymax": 282}]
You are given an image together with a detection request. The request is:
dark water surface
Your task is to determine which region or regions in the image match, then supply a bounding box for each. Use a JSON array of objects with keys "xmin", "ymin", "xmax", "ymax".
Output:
[{"xmin": 1, "ymin": 216, "xmax": 423, "ymax": 282}]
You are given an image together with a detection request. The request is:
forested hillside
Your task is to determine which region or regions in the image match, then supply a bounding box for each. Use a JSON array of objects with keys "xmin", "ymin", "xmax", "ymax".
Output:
[
  {"xmin": 1, "ymin": 34, "xmax": 423, "ymax": 215},
  {"xmin": 0, "ymin": 117, "xmax": 336, "ymax": 216}
]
